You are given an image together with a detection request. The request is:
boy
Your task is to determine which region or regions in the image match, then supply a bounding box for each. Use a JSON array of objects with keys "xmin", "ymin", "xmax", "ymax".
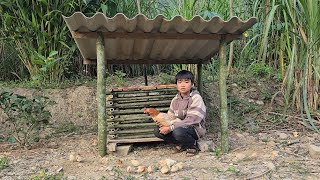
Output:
[{"xmin": 154, "ymin": 70, "xmax": 206, "ymax": 156}]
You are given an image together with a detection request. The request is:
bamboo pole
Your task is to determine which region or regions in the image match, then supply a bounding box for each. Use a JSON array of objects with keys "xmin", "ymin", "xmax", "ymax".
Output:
[
  {"xmin": 106, "ymin": 100, "xmax": 172, "ymax": 108},
  {"xmin": 97, "ymin": 33, "xmax": 106, "ymax": 157},
  {"xmin": 107, "ymin": 84, "xmax": 176, "ymax": 93},
  {"xmin": 108, "ymin": 122, "xmax": 155, "ymax": 128},
  {"xmin": 107, "ymin": 115, "xmax": 149, "ymax": 122},
  {"xmin": 107, "ymin": 94, "xmax": 175, "ymax": 102},
  {"xmin": 219, "ymin": 38, "xmax": 229, "ymax": 153},
  {"xmin": 108, "ymin": 128, "xmax": 154, "ymax": 134},
  {"xmin": 197, "ymin": 63, "xmax": 203, "ymax": 95},
  {"xmin": 117, "ymin": 134, "xmax": 156, "ymax": 139},
  {"xmin": 107, "ymin": 107, "xmax": 169, "ymax": 115}
]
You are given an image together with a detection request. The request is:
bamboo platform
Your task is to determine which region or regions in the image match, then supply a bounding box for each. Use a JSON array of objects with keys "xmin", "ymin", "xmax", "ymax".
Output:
[{"xmin": 106, "ymin": 84, "xmax": 177, "ymax": 145}]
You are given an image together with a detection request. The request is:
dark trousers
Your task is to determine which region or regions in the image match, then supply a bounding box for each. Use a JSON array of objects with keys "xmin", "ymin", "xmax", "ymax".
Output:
[{"xmin": 154, "ymin": 126, "xmax": 198, "ymax": 148}]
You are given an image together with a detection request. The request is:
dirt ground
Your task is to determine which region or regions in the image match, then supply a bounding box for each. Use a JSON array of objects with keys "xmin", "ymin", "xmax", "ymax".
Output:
[{"xmin": 1, "ymin": 129, "xmax": 320, "ymax": 180}]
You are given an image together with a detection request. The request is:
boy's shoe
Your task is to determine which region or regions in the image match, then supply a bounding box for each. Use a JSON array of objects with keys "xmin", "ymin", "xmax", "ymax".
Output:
[
  {"xmin": 174, "ymin": 145, "xmax": 186, "ymax": 153},
  {"xmin": 186, "ymin": 148, "xmax": 199, "ymax": 157}
]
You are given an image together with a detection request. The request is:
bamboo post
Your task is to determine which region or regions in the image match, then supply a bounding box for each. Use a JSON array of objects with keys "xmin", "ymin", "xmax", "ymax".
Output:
[
  {"xmin": 218, "ymin": 38, "xmax": 229, "ymax": 153},
  {"xmin": 197, "ymin": 63, "xmax": 203, "ymax": 95},
  {"xmin": 97, "ymin": 33, "xmax": 107, "ymax": 157}
]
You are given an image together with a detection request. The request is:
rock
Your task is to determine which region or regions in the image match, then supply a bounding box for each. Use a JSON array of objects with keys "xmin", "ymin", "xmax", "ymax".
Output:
[
  {"xmin": 160, "ymin": 165, "xmax": 170, "ymax": 174},
  {"xmin": 170, "ymin": 164, "xmax": 179, "ymax": 173},
  {"xmin": 165, "ymin": 159, "xmax": 176, "ymax": 168},
  {"xmin": 158, "ymin": 160, "xmax": 166, "ymax": 167},
  {"xmin": 256, "ymin": 100, "xmax": 264, "ymax": 105},
  {"xmin": 76, "ymin": 155, "xmax": 83, "ymax": 162},
  {"xmin": 136, "ymin": 166, "xmax": 145, "ymax": 173},
  {"xmin": 197, "ymin": 140, "xmax": 214, "ymax": 152},
  {"xmin": 116, "ymin": 145, "xmax": 132, "ymax": 156},
  {"xmin": 293, "ymin": 132, "xmax": 299, "ymax": 138},
  {"xmin": 126, "ymin": 166, "xmax": 134, "ymax": 173},
  {"xmin": 147, "ymin": 165, "xmax": 154, "ymax": 173},
  {"xmin": 266, "ymin": 162, "xmax": 276, "ymax": 170},
  {"xmin": 68, "ymin": 176, "xmax": 77, "ymax": 180},
  {"xmin": 233, "ymin": 153, "xmax": 246, "ymax": 161},
  {"xmin": 309, "ymin": 144, "xmax": 320, "ymax": 159},
  {"xmin": 69, "ymin": 152, "xmax": 76, "ymax": 162},
  {"xmin": 176, "ymin": 162, "xmax": 184, "ymax": 170},
  {"xmin": 56, "ymin": 167, "xmax": 63, "ymax": 172},
  {"xmin": 106, "ymin": 166, "xmax": 113, "ymax": 171},
  {"xmin": 131, "ymin": 159, "xmax": 140, "ymax": 167},
  {"xmin": 107, "ymin": 143, "xmax": 117, "ymax": 152},
  {"xmin": 271, "ymin": 151, "xmax": 279, "ymax": 159},
  {"xmin": 279, "ymin": 133, "xmax": 288, "ymax": 140}
]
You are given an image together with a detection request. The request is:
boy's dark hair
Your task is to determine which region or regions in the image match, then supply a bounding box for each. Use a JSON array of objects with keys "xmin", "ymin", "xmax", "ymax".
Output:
[{"xmin": 175, "ymin": 70, "xmax": 194, "ymax": 83}]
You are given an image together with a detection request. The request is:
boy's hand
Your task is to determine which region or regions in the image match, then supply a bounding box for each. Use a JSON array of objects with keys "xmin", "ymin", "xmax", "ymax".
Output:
[{"xmin": 159, "ymin": 126, "xmax": 171, "ymax": 135}]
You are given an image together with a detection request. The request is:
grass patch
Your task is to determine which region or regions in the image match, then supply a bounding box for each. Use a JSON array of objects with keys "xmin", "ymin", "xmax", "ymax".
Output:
[
  {"xmin": 30, "ymin": 169, "xmax": 65, "ymax": 180},
  {"xmin": 0, "ymin": 156, "xmax": 10, "ymax": 171},
  {"xmin": 0, "ymin": 76, "xmax": 96, "ymax": 89}
]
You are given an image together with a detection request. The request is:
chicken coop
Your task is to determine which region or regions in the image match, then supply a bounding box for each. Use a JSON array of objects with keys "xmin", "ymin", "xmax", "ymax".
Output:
[{"xmin": 63, "ymin": 13, "xmax": 257, "ymax": 156}]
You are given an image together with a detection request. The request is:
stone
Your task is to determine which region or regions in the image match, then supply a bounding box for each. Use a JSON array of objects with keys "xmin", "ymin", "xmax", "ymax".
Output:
[
  {"xmin": 69, "ymin": 152, "xmax": 76, "ymax": 162},
  {"xmin": 116, "ymin": 145, "xmax": 132, "ymax": 156},
  {"xmin": 107, "ymin": 143, "xmax": 117, "ymax": 152},
  {"xmin": 56, "ymin": 167, "xmax": 63, "ymax": 172},
  {"xmin": 131, "ymin": 159, "xmax": 140, "ymax": 167},
  {"xmin": 170, "ymin": 164, "xmax": 179, "ymax": 173},
  {"xmin": 197, "ymin": 140, "xmax": 211, "ymax": 152},
  {"xmin": 309, "ymin": 144, "xmax": 320, "ymax": 159},
  {"xmin": 76, "ymin": 155, "xmax": 83, "ymax": 162},
  {"xmin": 279, "ymin": 133, "xmax": 288, "ymax": 140},
  {"xmin": 233, "ymin": 153, "xmax": 246, "ymax": 161},
  {"xmin": 126, "ymin": 166, "xmax": 134, "ymax": 173},
  {"xmin": 136, "ymin": 166, "xmax": 145, "ymax": 173},
  {"xmin": 165, "ymin": 159, "xmax": 176, "ymax": 168},
  {"xmin": 160, "ymin": 165, "xmax": 170, "ymax": 174},
  {"xmin": 256, "ymin": 100, "xmax": 264, "ymax": 105},
  {"xmin": 266, "ymin": 162, "xmax": 276, "ymax": 170},
  {"xmin": 147, "ymin": 165, "xmax": 154, "ymax": 173},
  {"xmin": 68, "ymin": 176, "xmax": 77, "ymax": 180}
]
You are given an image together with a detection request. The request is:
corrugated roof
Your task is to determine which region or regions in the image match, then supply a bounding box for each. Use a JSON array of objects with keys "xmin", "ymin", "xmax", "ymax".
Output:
[{"xmin": 63, "ymin": 12, "xmax": 257, "ymax": 64}]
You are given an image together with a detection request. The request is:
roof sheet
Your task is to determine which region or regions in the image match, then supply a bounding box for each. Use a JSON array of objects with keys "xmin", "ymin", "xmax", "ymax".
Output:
[{"xmin": 63, "ymin": 12, "xmax": 257, "ymax": 64}]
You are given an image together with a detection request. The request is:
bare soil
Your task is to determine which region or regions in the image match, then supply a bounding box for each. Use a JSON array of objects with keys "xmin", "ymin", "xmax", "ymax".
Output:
[
  {"xmin": 1, "ymin": 130, "xmax": 320, "ymax": 179},
  {"xmin": 1, "ymin": 74, "xmax": 320, "ymax": 179}
]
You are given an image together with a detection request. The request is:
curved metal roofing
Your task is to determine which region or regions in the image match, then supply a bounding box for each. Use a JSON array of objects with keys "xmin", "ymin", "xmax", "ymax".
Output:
[{"xmin": 63, "ymin": 12, "xmax": 257, "ymax": 64}]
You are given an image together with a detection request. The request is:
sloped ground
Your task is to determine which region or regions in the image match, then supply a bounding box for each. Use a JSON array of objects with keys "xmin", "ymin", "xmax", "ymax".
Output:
[
  {"xmin": 1, "ymin": 130, "xmax": 320, "ymax": 179},
  {"xmin": 1, "ymin": 72, "xmax": 319, "ymax": 179}
]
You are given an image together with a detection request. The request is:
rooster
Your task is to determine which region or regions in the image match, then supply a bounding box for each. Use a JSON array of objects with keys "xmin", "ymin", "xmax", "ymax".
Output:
[{"xmin": 144, "ymin": 108, "xmax": 178, "ymax": 127}]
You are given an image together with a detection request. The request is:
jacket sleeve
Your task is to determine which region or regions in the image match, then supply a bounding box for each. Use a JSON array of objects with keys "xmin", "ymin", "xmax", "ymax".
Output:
[{"xmin": 171, "ymin": 94, "xmax": 206, "ymax": 129}]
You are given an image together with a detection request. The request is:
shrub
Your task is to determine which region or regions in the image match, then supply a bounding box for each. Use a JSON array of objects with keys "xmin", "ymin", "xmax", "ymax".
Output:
[{"xmin": 0, "ymin": 90, "xmax": 56, "ymax": 147}]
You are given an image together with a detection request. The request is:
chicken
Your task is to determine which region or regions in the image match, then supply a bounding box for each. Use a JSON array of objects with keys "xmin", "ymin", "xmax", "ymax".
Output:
[{"xmin": 144, "ymin": 108, "xmax": 175, "ymax": 127}]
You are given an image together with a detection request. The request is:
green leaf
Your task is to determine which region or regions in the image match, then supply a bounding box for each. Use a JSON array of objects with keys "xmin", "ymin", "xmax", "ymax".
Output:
[
  {"xmin": 48, "ymin": 51, "xmax": 58, "ymax": 58},
  {"xmin": 7, "ymin": 136, "xmax": 16, "ymax": 144}
]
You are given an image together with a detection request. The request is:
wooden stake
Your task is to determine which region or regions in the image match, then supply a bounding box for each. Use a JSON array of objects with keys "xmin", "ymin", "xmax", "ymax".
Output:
[
  {"xmin": 97, "ymin": 33, "xmax": 107, "ymax": 157},
  {"xmin": 219, "ymin": 38, "xmax": 229, "ymax": 153},
  {"xmin": 197, "ymin": 63, "xmax": 203, "ymax": 95}
]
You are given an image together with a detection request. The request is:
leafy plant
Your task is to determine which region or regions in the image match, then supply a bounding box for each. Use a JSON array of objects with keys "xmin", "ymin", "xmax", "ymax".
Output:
[
  {"xmin": 106, "ymin": 70, "xmax": 127, "ymax": 87},
  {"xmin": 0, "ymin": 90, "xmax": 56, "ymax": 147},
  {"xmin": 30, "ymin": 169, "xmax": 65, "ymax": 180},
  {"xmin": 31, "ymin": 50, "xmax": 62, "ymax": 82},
  {"xmin": 0, "ymin": 156, "xmax": 9, "ymax": 171},
  {"xmin": 158, "ymin": 72, "xmax": 175, "ymax": 84},
  {"xmin": 248, "ymin": 63, "xmax": 271, "ymax": 77}
]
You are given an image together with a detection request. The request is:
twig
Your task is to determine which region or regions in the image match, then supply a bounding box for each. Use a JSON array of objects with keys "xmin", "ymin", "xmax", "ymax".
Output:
[
  {"xmin": 286, "ymin": 139, "xmax": 300, "ymax": 146},
  {"xmin": 245, "ymin": 169, "xmax": 271, "ymax": 180},
  {"xmin": 268, "ymin": 111, "xmax": 303, "ymax": 120},
  {"xmin": 279, "ymin": 150, "xmax": 306, "ymax": 159},
  {"xmin": 230, "ymin": 145, "xmax": 246, "ymax": 153}
]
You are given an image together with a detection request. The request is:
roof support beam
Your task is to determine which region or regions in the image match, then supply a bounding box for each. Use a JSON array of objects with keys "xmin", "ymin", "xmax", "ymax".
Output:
[
  {"xmin": 71, "ymin": 31, "xmax": 243, "ymax": 41},
  {"xmin": 97, "ymin": 33, "xmax": 107, "ymax": 157},
  {"xmin": 218, "ymin": 39, "xmax": 229, "ymax": 153}
]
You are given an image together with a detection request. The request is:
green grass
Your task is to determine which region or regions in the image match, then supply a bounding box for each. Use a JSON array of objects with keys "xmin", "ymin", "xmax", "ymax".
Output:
[
  {"xmin": 0, "ymin": 76, "xmax": 96, "ymax": 89},
  {"xmin": 0, "ymin": 156, "xmax": 9, "ymax": 171}
]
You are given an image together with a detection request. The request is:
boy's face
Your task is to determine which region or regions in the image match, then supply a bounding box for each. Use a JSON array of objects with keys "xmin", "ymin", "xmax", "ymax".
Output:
[{"xmin": 177, "ymin": 79, "xmax": 193, "ymax": 96}]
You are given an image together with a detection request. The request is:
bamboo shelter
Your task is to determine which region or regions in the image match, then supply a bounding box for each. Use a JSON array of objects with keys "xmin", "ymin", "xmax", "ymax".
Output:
[{"xmin": 63, "ymin": 13, "xmax": 257, "ymax": 156}]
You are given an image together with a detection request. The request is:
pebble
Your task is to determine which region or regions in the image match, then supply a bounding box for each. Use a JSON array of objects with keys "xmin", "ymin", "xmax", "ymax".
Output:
[
  {"xmin": 279, "ymin": 133, "xmax": 288, "ymax": 140},
  {"xmin": 161, "ymin": 165, "xmax": 170, "ymax": 174},
  {"xmin": 131, "ymin": 159, "xmax": 140, "ymax": 167},
  {"xmin": 266, "ymin": 162, "xmax": 276, "ymax": 170}
]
